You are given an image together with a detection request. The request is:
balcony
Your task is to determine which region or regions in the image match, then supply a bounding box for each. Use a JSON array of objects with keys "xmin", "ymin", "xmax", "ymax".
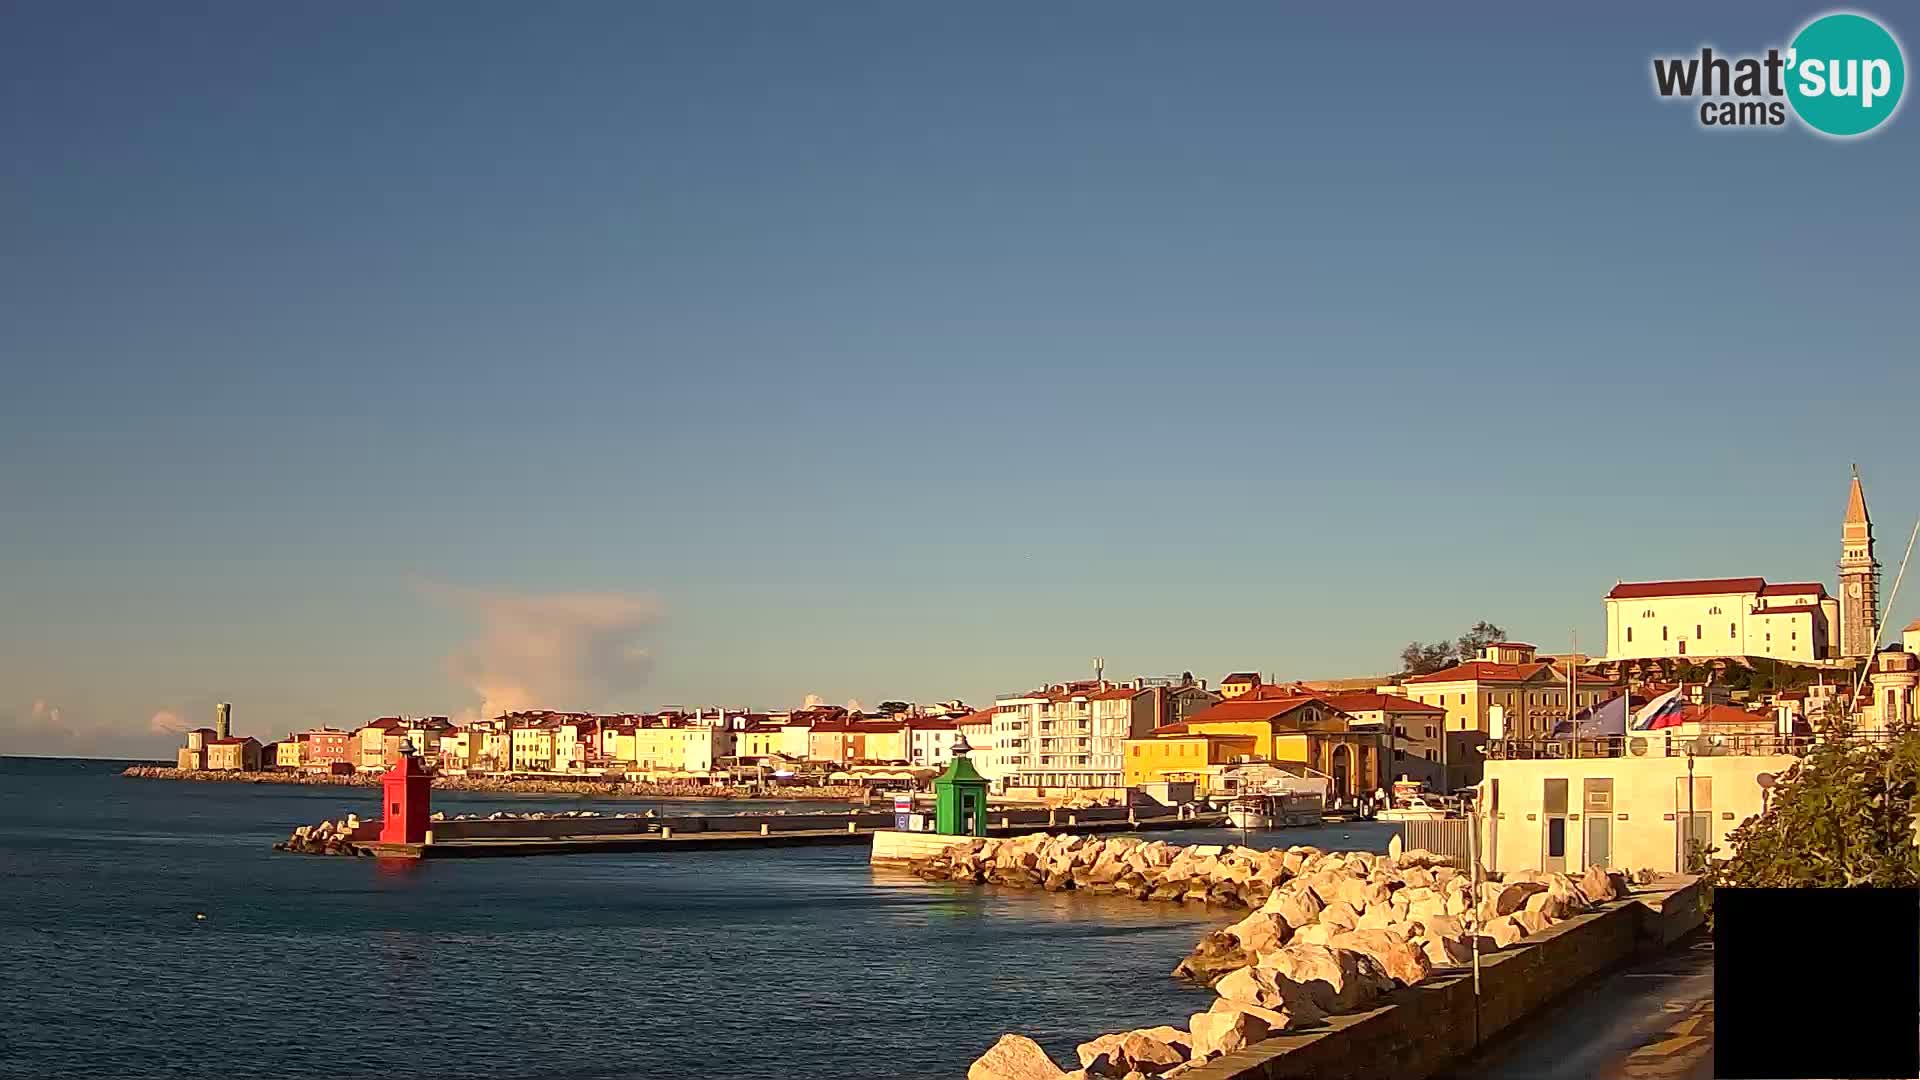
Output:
[{"xmin": 1485, "ymin": 732, "xmax": 1850, "ymax": 760}]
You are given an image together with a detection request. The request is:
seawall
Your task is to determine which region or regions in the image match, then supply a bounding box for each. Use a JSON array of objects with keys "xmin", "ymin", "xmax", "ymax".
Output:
[{"xmin": 1181, "ymin": 879, "xmax": 1702, "ymax": 1080}]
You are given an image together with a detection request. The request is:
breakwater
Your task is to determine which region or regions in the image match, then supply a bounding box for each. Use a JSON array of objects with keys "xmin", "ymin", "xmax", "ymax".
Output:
[
  {"xmin": 895, "ymin": 832, "xmax": 1652, "ymax": 1079},
  {"xmin": 122, "ymin": 765, "xmax": 863, "ymax": 801}
]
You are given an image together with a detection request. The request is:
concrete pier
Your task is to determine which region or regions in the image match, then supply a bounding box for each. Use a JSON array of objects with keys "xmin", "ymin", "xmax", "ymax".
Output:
[{"xmin": 355, "ymin": 810, "xmax": 1229, "ymax": 860}]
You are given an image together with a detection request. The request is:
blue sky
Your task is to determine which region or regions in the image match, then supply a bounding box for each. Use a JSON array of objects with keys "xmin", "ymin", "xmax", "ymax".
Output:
[{"xmin": 4, "ymin": 1, "xmax": 1916, "ymax": 755}]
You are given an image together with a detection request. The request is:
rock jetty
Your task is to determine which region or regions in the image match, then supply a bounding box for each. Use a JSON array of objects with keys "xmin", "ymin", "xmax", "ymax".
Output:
[
  {"xmin": 123, "ymin": 765, "xmax": 860, "ymax": 801},
  {"xmin": 905, "ymin": 833, "xmax": 1639, "ymax": 1080},
  {"xmin": 275, "ymin": 814, "xmax": 374, "ymax": 856}
]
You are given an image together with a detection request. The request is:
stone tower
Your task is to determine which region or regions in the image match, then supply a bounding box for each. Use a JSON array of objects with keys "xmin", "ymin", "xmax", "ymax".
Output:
[{"xmin": 1838, "ymin": 466, "xmax": 1880, "ymax": 658}]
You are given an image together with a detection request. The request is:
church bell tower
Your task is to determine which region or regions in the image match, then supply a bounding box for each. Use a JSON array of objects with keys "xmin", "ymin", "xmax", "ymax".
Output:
[{"xmin": 1839, "ymin": 465, "xmax": 1880, "ymax": 659}]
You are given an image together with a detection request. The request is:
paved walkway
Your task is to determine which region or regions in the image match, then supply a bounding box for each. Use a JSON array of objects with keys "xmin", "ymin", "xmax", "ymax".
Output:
[{"xmin": 1437, "ymin": 932, "xmax": 1715, "ymax": 1080}]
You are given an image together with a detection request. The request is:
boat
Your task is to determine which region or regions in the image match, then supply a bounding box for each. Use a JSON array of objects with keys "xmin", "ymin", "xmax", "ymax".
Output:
[
  {"xmin": 1225, "ymin": 790, "xmax": 1323, "ymax": 830},
  {"xmin": 1376, "ymin": 795, "xmax": 1455, "ymax": 822}
]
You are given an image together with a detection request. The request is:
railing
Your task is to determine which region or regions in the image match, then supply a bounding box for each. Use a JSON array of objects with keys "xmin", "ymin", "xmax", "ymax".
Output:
[{"xmin": 1483, "ymin": 731, "xmax": 1904, "ymax": 760}]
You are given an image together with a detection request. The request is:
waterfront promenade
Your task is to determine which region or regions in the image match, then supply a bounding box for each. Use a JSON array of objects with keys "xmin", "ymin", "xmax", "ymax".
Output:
[{"xmin": 123, "ymin": 764, "xmax": 864, "ymax": 802}]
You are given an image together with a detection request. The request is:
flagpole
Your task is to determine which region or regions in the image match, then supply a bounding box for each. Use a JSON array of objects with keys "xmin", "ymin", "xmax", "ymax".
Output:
[{"xmin": 1570, "ymin": 628, "xmax": 1579, "ymax": 759}]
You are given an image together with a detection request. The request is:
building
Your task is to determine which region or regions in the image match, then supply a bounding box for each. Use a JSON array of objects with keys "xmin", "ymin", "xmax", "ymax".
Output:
[
  {"xmin": 301, "ymin": 729, "xmax": 353, "ymax": 770},
  {"xmin": 275, "ymin": 737, "xmax": 305, "ymax": 769},
  {"xmin": 1862, "ymin": 645, "xmax": 1919, "ymax": 732},
  {"xmin": 1122, "ymin": 730, "xmax": 1259, "ymax": 795},
  {"xmin": 1389, "ymin": 643, "xmax": 1619, "ymax": 790},
  {"xmin": 627, "ymin": 724, "xmax": 725, "ymax": 777},
  {"xmin": 1839, "ymin": 468, "xmax": 1880, "ymax": 659},
  {"xmin": 1218, "ymin": 673, "xmax": 1263, "ymax": 700},
  {"xmin": 1129, "ymin": 675, "xmax": 1221, "ymax": 732},
  {"xmin": 906, "ymin": 717, "xmax": 960, "ymax": 767},
  {"xmin": 1479, "ymin": 736, "xmax": 1798, "ymax": 876},
  {"xmin": 1604, "ymin": 578, "xmax": 1835, "ymax": 663},
  {"xmin": 205, "ymin": 736, "xmax": 262, "ymax": 771},
  {"xmin": 175, "ymin": 727, "xmax": 215, "ymax": 770},
  {"xmin": 1148, "ymin": 692, "xmax": 1383, "ymax": 798},
  {"xmin": 1317, "ymin": 691, "xmax": 1449, "ymax": 790},
  {"xmin": 991, "ymin": 681, "xmax": 1145, "ymax": 795},
  {"xmin": 731, "ymin": 722, "xmax": 786, "ymax": 761}
]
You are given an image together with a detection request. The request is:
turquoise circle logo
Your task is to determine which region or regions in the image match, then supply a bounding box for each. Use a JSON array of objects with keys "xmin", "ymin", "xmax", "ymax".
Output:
[{"xmin": 1786, "ymin": 12, "xmax": 1905, "ymax": 136}]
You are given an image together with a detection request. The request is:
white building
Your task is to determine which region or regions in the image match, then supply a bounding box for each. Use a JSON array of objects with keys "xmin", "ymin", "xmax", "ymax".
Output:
[
  {"xmin": 992, "ymin": 681, "xmax": 1143, "ymax": 794},
  {"xmin": 1480, "ymin": 739, "xmax": 1796, "ymax": 876},
  {"xmin": 906, "ymin": 718, "xmax": 961, "ymax": 768},
  {"xmin": 1604, "ymin": 578, "xmax": 1836, "ymax": 663}
]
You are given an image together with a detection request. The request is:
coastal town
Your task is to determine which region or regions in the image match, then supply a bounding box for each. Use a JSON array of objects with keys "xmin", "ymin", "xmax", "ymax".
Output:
[{"xmin": 148, "ymin": 474, "xmax": 1914, "ymax": 836}]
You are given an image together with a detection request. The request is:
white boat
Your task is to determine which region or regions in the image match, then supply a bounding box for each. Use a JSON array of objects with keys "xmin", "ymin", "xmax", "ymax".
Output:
[
  {"xmin": 1226, "ymin": 791, "xmax": 1322, "ymax": 830},
  {"xmin": 1376, "ymin": 795, "xmax": 1454, "ymax": 822}
]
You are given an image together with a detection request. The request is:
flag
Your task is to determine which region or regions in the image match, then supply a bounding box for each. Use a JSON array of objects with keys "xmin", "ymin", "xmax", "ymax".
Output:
[
  {"xmin": 1630, "ymin": 687, "xmax": 1687, "ymax": 731},
  {"xmin": 1551, "ymin": 692, "xmax": 1628, "ymax": 738}
]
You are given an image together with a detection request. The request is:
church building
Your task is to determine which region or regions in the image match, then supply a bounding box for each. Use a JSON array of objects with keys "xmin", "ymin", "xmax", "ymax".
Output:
[{"xmin": 1601, "ymin": 470, "xmax": 1879, "ymax": 664}]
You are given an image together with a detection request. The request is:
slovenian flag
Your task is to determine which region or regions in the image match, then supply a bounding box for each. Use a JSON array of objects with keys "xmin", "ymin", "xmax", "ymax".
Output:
[{"xmin": 1630, "ymin": 686, "xmax": 1687, "ymax": 731}]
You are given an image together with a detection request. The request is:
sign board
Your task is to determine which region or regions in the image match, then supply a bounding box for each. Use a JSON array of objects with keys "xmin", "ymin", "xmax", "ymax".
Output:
[
  {"xmin": 894, "ymin": 794, "xmax": 913, "ymax": 831},
  {"xmin": 908, "ymin": 812, "xmax": 927, "ymax": 833}
]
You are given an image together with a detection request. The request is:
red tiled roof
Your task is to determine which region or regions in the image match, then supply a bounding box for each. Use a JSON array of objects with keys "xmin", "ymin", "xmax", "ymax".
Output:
[
  {"xmin": 1684, "ymin": 704, "xmax": 1771, "ymax": 726},
  {"xmin": 1402, "ymin": 661, "xmax": 1557, "ymax": 685},
  {"xmin": 1487, "ymin": 641, "xmax": 1536, "ymax": 650},
  {"xmin": 1607, "ymin": 578, "xmax": 1765, "ymax": 600},
  {"xmin": 208, "ymin": 736, "xmax": 258, "ymax": 746},
  {"xmin": 1759, "ymin": 582, "xmax": 1828, "ymax": 597},
  {"xmin": 1321, "ymin": 692, "xmax": 1444, "ymax": 715},
  {"xmin": 362, "ymin": 717, "xmax": 406, "ymax": 731},
  {"xmin": 1088, "ymin": 687, "xmax": 1138, "ymax": 701},
  {"xmin": 906, "ymin": 718, "xmax": 958, "ymax": 730},
  {"xmin": 1182, "ymin": 696, "xmax": 1328, "ymax": 725},
  {"xmin": 955, "ymin": 707, "xmax": 997, "ymax": 726},
  {"xmin": 1753, "ymin": 604, "xmax": 1823, "ymax": 616},
  {"xmin": 1221, "ymin": 672, "xmax": 1262, "ymax": 683}
]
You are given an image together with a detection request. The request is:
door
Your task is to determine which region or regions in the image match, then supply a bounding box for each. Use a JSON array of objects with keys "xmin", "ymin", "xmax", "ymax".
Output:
[
  {"xmin": 1542, "ymin": 778, "xmax": 1569, "ymax": 873},
  {"xmin": 1582, "ymin": 778, "xmax": 1614, "ymax": 871},
  {"xmin": 1675, "ymin": 776, "xmax": 1712, "ymax": 872}
]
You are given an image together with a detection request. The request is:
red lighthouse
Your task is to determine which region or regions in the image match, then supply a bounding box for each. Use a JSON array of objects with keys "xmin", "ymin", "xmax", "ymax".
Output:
[{"xmin": 378, "ymin": 742, "xmax": 433, "ymax": 846}]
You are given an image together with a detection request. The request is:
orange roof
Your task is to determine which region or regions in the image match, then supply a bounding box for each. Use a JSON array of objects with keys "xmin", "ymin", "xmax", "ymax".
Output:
[
  {"xmin": 1181, "ymin": 696, "xmax": 1328, "ymax": 725},
  {"xmin": 1402, "ymin": 661, "xmax": 1556, "ymax": 685},
  {"xmin": 1759, "ymin": 582, "xmax": 1828, "ymax": 597},
  {"xmin": 1221, "ymin": 672, "xmax": 1262, "ymax": 683},
  {"xmin": 955, "ymin": 707, "xmax": 997, "ymax": 726},
  {"xmin": 1087, "ymin": 687, "xmax": 1138, "ymax": 701},
  {"xmin": 1607, "ymin": 578, "xmax": 1766, "ymax": 600},
  {"xmin": 1320, "ymin": 691, "xmax": 1444, "ymax": 715},
  {"xmin": 1684, "ymin": 704, "xmax": 1771, "ymax": 726}
]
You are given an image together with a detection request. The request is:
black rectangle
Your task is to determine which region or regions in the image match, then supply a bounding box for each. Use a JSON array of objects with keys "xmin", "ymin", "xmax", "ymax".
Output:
[{"xmin": 1716, "ymin": 887, "xmax": 1919, "ymax": 1079}]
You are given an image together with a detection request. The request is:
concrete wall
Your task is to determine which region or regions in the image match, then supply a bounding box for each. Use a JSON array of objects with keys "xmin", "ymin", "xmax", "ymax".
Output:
[
  {"xmin": 1481, "ymin": 753, "xmax": 1793, "ymax": 875},
  {"xmin": 1184, "ymin": 881, "xmax": 1702, "ymax": 1080},
  {"xmin": 432, "ymin": 804, "xmax": 1157, "ymax": 842}
]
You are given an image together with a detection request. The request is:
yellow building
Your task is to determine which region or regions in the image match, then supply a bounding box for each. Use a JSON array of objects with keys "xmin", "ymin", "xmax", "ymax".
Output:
[
  {"xmin": 1122, "ymin": 732, "xmax": 1258, "ymax": 794},
  {"xmin": 1157, "ymin": 692, "xmax": 1383, "ymax": 798},
  {"xmin": 275, "ymin": 738, "xmax": 305, "ymax": 769},
  {"xmin": 627, "ymin": 725, "xmax": 725, "ymax": 777},
  {"xmin": 511, "ymin": 723, "xmax": 557, "ymax": 771},
  {"xmin": 733, "ymin": 725, "xmax": 784, "ymax": 759},
  {"xmin": 1218, "ymin": 672, "xmax": 1262, "ymax": 700},
  {"xmin": 1389, "ymin": 643, "xmax": 1618, "ymax": 790},
  {"xmin": 206, "ymin": 737, "xmax": 262, "ymax": 771}
]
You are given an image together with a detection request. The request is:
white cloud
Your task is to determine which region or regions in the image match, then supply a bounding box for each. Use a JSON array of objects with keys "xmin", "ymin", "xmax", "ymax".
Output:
[{"xmin": 421, "ymin": 582, "xmax": 664, "ymax": 719}]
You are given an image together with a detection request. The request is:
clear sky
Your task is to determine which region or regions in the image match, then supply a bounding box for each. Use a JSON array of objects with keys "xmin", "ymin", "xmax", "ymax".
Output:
[{"xmin": 4, "ymin": 1, "xmax": 1917, "ymax": 756}]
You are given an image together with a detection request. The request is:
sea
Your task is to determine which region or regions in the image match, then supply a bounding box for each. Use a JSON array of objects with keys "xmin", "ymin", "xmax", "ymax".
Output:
[{"xmin": 0, "ymin": 755, "xmax": 1401, "ymax": 1080}]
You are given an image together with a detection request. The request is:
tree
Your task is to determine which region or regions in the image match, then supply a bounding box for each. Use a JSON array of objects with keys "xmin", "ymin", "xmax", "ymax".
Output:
[
  {"xmin": 1400, "ymin": 640, "xmax": 1457, "ymax": 676},
  {"xmin": 875, "ymin": 701, "xmax": 911, "ymax": 717},
  {"xmin": 1455, "ymin": 620, "xmax": 1507, "ymax": 663},
  {"xmin": 1705, "ymin": 724, "xmax": 1920, "ymax": 899}
]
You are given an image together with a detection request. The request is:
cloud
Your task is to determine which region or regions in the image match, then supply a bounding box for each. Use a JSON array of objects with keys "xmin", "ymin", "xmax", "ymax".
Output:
[
  {"xmin": 148, "ymin": 710, "xmax": 187, "ymax": 736},
  {"xmin": 802, "ymin": 693, "xmax": 827, "ymax": 708},
  {"xmin": 421, "ymin": 582, "xmax": 664, "ymax": 719},
  {"xmin": 846, "ymin": 698, "xmax": 866, "ymax": 713}
]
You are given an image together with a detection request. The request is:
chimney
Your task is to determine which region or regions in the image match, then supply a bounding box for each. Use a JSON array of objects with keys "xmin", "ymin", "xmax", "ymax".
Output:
[{"xmin": 215, "ymin": 703, "xmax": 232, "ymax": 741}]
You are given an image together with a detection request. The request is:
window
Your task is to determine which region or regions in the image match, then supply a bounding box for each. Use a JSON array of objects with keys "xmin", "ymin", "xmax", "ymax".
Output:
[
  {"xmin": 1425, "ymin": 726, "xmax": 1436, "ymax": 739},
  {"xmin": 1425, "ymin": 750, "xmax": 1436, "ymax": 762},
  {"xmin": 1708, "ymin": 605, "xmax": 1722, "ymax": 615},
  {"xmin": 1730, "ymin": 623, "xmax": 1737, "ymax": 638},
  {"xmin": 1626, "ymin": 627, "xmax": 1633, "ymax": 642},
  {"xmin": 1695, "ymin": 625, "xmax": 1702, "ymax": 639},
  {"xmin": 1662, "ymin": 626, "xmax": 1669, "ymax": 641},
  {"xmin": 1459, "ymin": 694, "xmax": 1466, "ymax": 705}
]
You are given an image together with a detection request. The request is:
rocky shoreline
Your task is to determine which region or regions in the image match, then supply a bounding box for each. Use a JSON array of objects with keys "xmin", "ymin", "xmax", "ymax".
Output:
[
  {"xmin": 122, "ymin": 765, "xmax": 863, "ymax": 802},
  {"xmin": 900, "ymin": 832, "xmax": 1646, "ymax": 1080}
]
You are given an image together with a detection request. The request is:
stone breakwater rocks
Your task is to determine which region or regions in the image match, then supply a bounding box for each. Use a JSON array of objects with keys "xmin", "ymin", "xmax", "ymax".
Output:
[
  {"xmin": 121, "ymin": 766, "xmax": 860, "ymax": 802},
  {"xmin": 935, "ymin": 834, "xmax": 1640, "ymax": 1080},
  {"xmin": 275, "ymin": 814, "xmax": 374, "ymax": 856}
]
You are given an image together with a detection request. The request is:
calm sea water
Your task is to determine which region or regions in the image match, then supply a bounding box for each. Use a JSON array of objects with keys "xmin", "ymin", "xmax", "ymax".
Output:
[{"xmin": 0, "ymin": 756, "xmax": 1399, "ymax": 1080}]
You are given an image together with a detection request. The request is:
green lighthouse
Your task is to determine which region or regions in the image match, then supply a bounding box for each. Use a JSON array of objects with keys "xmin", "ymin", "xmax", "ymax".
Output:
[{"xmin": 933, "ymin": 735, "xmax": 990, "ymax": 836}]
